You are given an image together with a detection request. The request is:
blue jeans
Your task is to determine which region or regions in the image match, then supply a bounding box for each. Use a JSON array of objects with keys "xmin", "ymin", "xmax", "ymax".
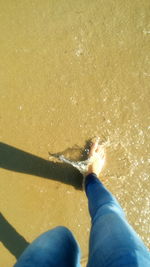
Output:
[{"xmin": 14, "ymin": 174, "xmax": 150, "ymax": 267}]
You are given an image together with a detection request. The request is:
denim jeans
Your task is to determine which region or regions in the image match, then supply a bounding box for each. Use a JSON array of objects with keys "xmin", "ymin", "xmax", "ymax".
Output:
[{"xmin": 14, "ymin": 173, "xmax": 150, "ymax": 267}]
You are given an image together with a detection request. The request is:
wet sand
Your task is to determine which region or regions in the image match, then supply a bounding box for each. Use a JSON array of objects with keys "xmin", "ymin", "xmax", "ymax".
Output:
[{"xmin": 0, "ymin": 0, "xmax": 150, "ymax": 266}]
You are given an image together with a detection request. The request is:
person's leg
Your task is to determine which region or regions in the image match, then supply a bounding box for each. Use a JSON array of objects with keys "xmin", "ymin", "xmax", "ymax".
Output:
[
  {"xmin": 14, "ymin": 226, "xmax": 81, "ymax": 267},
  {"xmin": 85, "ymin": 173, "xmax": 150, "ymax": 267}
]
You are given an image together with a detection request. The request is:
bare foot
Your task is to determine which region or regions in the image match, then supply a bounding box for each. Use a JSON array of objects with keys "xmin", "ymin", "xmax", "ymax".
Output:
[{"xmin": 87, "ymin": 138, "xmax": 105, "ymax": 177}]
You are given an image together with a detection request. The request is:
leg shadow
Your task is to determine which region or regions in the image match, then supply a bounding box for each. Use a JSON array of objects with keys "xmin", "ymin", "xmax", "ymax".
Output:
[
  {"xmin": 0, "ymin": 212, "xmax": 29, "ymax": 259},
  {"xmin": 0, "ymin": 142, "xmax": 86, "ymax": 189}
]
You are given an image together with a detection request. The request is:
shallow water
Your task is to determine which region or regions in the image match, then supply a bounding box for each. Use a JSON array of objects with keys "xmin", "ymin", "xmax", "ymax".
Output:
[{"xmin": 0, "ymin": 0, "xmax": 150, "ymax": 266}]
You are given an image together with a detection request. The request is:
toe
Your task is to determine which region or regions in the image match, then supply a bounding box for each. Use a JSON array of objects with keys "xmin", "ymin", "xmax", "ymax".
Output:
[
  {"xmin": 89, "ymin": 140, "xmax": 99, "ymax": 157},
  {"xmin": 96, "ymin": 146, "xmax": 105, "ymax": 158}
]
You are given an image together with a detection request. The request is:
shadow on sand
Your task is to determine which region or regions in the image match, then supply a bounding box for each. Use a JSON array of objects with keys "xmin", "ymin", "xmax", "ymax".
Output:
[
  {"xmin": 0, "ymin": 212, "xmax": 29, "ymax": 259},
  {"xmin": 0, "ymin": 141, "xmax": 91, "ymax": 259},
  {"xmin": 0, "ymin": 141, "xmax": 91, "ymax": 189}
]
